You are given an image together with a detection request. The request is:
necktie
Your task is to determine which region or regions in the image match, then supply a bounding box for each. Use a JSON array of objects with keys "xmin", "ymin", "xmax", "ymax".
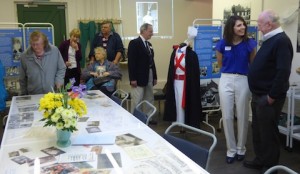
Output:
[
  {"xmin": 145, "ymin": 41, "xmax": 151, "ymax": 54},
  {"xmin": 145, "ymin": 41, "xmax": 153, "ymax": 68}
]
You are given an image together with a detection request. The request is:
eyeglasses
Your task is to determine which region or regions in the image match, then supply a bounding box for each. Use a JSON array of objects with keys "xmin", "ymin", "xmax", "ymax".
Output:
[{"xmin": 31, "ymin": 41, "xmax": 44, "ymax": 47}]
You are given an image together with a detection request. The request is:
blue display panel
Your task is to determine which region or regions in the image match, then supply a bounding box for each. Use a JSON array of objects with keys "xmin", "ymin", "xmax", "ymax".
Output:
[
  {"xmin": 194, "ymin": 25, "xmax": 222, "ymax": 79},
  {"xmin": 25, "ymin": 27, "xmax": 53, "ymax": 48}
]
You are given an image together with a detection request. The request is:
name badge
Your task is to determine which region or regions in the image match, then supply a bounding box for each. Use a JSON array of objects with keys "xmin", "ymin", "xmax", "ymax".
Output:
[{"xmin": 225, "ymin": 46, "xmax": 231, "ymax": 51}]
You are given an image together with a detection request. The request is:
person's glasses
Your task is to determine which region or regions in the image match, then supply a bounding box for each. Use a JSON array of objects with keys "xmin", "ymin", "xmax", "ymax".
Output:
[{"xmin": 31, "ymin": 42, "xmax": 43, "ymax": 47}]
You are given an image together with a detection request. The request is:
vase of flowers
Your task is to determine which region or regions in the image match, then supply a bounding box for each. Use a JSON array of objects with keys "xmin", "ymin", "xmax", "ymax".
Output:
[{"xmin": 39, "ymin": 79, "xmax": 87, "ymax": 147}]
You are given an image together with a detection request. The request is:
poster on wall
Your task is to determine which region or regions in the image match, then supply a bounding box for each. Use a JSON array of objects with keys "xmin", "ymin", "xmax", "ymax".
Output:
[
  {"xmin": 194, "ymin": 25, "xmax": 222, "ymax": 80},
  {"xmin": 0, "ymin": 28, "xmax": 24, "ymax": 96},
  {"xmin": 223, "ymin": 2, "xmax": 251, "ymax": 24},
  {"xmin": 25, "ymin": 27, "xmax": 53, "ymax": 49}
]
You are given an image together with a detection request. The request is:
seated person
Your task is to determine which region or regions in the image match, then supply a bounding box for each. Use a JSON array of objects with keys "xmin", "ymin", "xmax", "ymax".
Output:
[{"xmin": 81, "ymin": 47, "xmax": 121, "ymax": 97}]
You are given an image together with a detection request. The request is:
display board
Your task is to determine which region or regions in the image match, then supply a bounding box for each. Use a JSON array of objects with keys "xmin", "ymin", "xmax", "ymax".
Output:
[
  {"xmin": 24, "ymin": 27, "xmax": 54, "ymax": 49},
  {"xmin": 0, "ymin": 24, "xmax": 54, "ymax": 97},
  {"xmin": 194, "ymin": 25, "xmax": 222, "ymax": 79}
]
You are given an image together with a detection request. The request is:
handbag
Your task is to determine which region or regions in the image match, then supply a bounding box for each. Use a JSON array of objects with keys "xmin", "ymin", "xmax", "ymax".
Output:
[{"xmin": 93, "ymin": 76, "xmax": 111, "ymax": 86}]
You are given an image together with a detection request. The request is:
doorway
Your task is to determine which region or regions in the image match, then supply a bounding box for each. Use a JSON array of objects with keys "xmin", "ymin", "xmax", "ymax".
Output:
[{"xmin": 17, "ymin": 3, "xmax": 67, "ymax": 46}]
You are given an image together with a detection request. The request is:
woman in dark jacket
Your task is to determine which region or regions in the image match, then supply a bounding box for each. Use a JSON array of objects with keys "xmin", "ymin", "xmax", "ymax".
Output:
[{"xmin": 59, "ymin": 28, "xmax": 82, "ymax": 86}]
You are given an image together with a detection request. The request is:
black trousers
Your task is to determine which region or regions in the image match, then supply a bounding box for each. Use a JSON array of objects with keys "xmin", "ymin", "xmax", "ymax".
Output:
[{"xmin": 251, "ymin": 94, "xmax": 285, "ymax": 167}]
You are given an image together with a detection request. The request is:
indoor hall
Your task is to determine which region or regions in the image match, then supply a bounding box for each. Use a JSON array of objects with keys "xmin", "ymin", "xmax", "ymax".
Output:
[{"xmin": 1, "ymin": 0, "xmax": 300, "ymax": 174}]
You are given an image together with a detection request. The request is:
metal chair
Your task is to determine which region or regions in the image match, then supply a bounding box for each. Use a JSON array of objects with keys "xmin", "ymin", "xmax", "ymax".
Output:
[
  {"xmin": 111, "ymin": 89, "xmax": 129, "ymax": 107},
  {"xmin": 163, "ymin": 122, "xmax": 217, "ymax": 170},
  {"xmin": 133, "ymin": 100, "xmax": 157, "ymax": 125},
  {"xmin": 264, "ymin": 165, "xmax": 298, "ymax": 174}
]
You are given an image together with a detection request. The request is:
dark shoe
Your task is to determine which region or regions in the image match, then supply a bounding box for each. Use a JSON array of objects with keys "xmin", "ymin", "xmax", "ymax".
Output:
[
  {"xmin": 243, "ymin": 160, "xmax": 263, "ymax": 170},
  {"xmin": 237, "ymin": 154, "xmax": 245, "ymax": 161},
  {"xmin": 226, "ymin": 156, "xmax": 236, "ymax": 164},
  {"xmin": 148, "ymin": 120, "xmax": 158, "ymax": 125}
]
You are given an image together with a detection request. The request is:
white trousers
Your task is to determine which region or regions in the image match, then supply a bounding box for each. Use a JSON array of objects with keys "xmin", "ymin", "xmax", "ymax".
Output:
[
  {"xmin": 174, "ymin": 79, "xmax": 185, "ymax": 123},
  {"xmin": 219, "ymin": 73, "xmax": 250, "ymax": 157},
  {"xmin": 131, "ymin": 69, "xmax": 154, "ymax": 113}
]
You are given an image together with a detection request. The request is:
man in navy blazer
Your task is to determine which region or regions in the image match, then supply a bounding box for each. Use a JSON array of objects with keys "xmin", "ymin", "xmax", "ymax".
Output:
[{"xmin": 128, "ymin": 23, "xmax": 157, "ymax": 113}]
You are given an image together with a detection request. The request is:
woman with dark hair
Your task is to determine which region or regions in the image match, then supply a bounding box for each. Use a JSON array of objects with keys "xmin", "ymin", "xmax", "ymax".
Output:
[{"xmin": 216, "ymin": 16, "xmax": 257, "ymax": 164}]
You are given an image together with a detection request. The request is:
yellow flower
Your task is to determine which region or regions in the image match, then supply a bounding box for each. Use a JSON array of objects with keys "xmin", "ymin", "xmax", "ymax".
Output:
[{"xmin": 39, "ymin": 88, "xmax": 87, "ymax": 132}]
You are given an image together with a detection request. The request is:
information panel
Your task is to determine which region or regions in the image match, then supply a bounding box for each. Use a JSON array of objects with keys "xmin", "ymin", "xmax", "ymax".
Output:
[
  {"xmin": 194, "ymin": 25, "xmax": 222, "ymax": 79},
  {"xmin": 25, "ymin": 27, "xmax": 53, "ymax": 48}
]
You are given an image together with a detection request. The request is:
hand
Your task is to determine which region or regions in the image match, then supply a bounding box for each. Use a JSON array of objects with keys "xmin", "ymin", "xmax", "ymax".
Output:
[
  {"xmin": 113, "ymin": 59, "xmax": 119, "ymax": 65},
  {"xmin": 71, "ymin": 40, "xmax": 79, "ymax": 51},
  {"xmin": 130, "ymin": 81, "xmax": 137, "ymax": 88},
  {"xmin": 267, "ymin": 95, "xmax": 275, "ymax": 105},
  {"xmin": 89, "ymin": 56, "xmax": 95, "ymax": 65},
  {"xmin": 65, "ymin": 61, "xmax": 72, "ymax": 67},
  {"xmin": 102, "ymin": 72, "xmax": 110, "ymax": 77},
  {"xmin": 90, "ymin": 72, "xmax": 98, "ymax": 77},
  {"xmin": 55, "ymin": 83, "xmax": 62, "ymax": 90},
  {"xmin": 153, "ymin": 80, "xmax": 157, "ymax": 86}
]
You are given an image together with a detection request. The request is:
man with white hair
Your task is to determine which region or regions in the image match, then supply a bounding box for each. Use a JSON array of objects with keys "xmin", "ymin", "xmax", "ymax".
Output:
[{"xmin": 244, "ymin": 9, "xmax": 293, "ymax": 174}]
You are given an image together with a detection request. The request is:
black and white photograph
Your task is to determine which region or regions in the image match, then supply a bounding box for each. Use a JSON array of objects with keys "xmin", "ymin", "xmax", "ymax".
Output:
[
  {"xmin": 8, "ymin": 151, "xmax": 20, "ymax": 157},
  {"xmin": 115, "ymin": 133, "xmax": 146, "ymax": 148},
  {"xmin": 7, "ymin": 113, "xmax": 34, "ymax": 129},
  {"xmin": 12, "ymin": 37, "xmax": 23, "ymax": 62},
  {"xmin": 15, "ymin": 96, "xmax": 31, "ymax": 101},
  {"xmin": 27, "ymin": 156, "xmax": 56, "ymax": 166},
  {"xmin": 19, "ymin": 148, "xmax": 30, "ymax": 153},
  {"xmin": 223, "ymin": 3, "xmax": 251, "ymax": 24},
  {"xmin": 78, "ymin": 117, "xmax": 89, "ymax": 122},
  {"xmin": 87, "ymin": 121, "xmax": 100, "ymax": 127},
  {"xmin": 86, "ymin": 127, "xmax": 102, "ymax": 133},
  {"xmin": 97, "ymin": 153, "xmax": 122, "ymax": 169},
  {"xmin": 18, "ymin": 105, "xmax": 38, "ymax": 112},
  {"xmin": 200, "ymin": 80, "xmax": 220, "ymax": 108},
  {"xmin": 11, "ymin": 156, "xmax": 31, "ymax": 165},
  {"xmin": 41, "ymin": 146, "xmax": 66, "ymax": 156}
]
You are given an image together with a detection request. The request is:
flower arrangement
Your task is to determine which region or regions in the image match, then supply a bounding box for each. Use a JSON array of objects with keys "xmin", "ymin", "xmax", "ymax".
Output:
[{"xmin": 39, "ymin": 79, "xmax": 87, "ymax": 132}]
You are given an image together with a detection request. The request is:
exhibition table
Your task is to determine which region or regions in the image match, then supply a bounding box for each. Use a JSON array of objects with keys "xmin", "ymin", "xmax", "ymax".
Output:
[{"xmin": 0, "ymin": 90, "xmax": 208, "ymax": 174}]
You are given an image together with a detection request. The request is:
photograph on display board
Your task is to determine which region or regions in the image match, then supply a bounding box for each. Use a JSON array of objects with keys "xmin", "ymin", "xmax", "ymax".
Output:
[
  {"xmin": 200, "ymin": 80, "xmax": 220, "ymax": 108},
  {"xmin": 12, "ymin": 37, "xmax": 23, "ymax": 62},
  {"xmin": 223, "ymin": 2, "xmax": 251, "ymax": 24},
  {"xmin": 5, "ymin": 66, "xmax": 19, "ymax": 76}
]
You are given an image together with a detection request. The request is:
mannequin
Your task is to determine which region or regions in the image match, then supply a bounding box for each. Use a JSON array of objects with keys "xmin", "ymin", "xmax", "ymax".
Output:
[{"xmin": 164, "ymin": 27, "xmax": 203, "ymax": 128}]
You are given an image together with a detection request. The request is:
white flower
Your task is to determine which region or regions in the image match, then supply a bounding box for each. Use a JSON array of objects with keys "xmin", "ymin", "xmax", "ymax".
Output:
[
  {"xmin": 55, "ymin": 107, "xmax": 64, "ymax": 114},
  {"xmin": 56, "ymin": 122, "xmax": 64, "ymax": 130},
  {"xmin": 51, "ymin": 113, "xmax": 60, "ymax": 123},
  {"xmin": 61, "ymin": 109, "xmax": 73, "ymax": 120},
  {"xmin": 64, "ymin": 119, "xmax": 72, "ymax": 128}
]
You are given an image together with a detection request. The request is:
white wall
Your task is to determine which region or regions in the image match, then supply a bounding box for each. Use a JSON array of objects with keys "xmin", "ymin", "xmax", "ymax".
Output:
[
  {"xmin": 213, "ymin": 0, "xmax": 300, "ymax": 84},
  {"xmin": 0, "ymin": 0, "xmax": 212, "ymax": 91}
]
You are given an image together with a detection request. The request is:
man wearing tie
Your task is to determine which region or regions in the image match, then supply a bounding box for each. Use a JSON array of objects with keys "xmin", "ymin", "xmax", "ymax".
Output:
[{"xmin": 128, "ymin": 23, "xmax": 157, "ymax": 114}]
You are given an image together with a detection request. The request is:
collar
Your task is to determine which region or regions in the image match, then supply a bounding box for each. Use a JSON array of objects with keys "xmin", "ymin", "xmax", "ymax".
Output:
[
  {"xmin": 262, "ymin": 27, "xmax": 283, "ymax": 41},
  {"xmin": 99, "ymin": 31, "xmax": 113, "ymax": 37},
  {"xmin": 140, "ymin": 35, "xmax": 147, "ymax": 43}
]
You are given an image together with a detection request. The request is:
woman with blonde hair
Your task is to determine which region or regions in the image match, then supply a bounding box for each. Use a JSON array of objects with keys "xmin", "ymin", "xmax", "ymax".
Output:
[
  {"xmin": 81, "ymin": 47, "xmax": 121, "ymax": 97},
  {"xmin": 59, "ymin": 28, "xmax": 82, "ymax": 86}
]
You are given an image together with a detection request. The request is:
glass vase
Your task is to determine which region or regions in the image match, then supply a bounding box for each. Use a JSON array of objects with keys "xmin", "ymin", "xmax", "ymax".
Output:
[{"xmin": 56, "ymin": 129, "xmax": 71, "ymax": 147}]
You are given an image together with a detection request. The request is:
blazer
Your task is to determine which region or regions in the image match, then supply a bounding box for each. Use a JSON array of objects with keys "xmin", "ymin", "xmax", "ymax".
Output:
[{"xmin": 128, "ymin": 36, "xmax": 157, "ymax": 86}]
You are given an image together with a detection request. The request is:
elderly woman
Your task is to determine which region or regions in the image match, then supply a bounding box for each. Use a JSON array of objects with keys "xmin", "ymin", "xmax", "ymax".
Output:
[
  {"xmin": 59, "ymin": 28, "xmax": 82, "ymax": 86},
  {"xmin": 82, "ymin": 47, "xmax": 121, "ymax": 97}
]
